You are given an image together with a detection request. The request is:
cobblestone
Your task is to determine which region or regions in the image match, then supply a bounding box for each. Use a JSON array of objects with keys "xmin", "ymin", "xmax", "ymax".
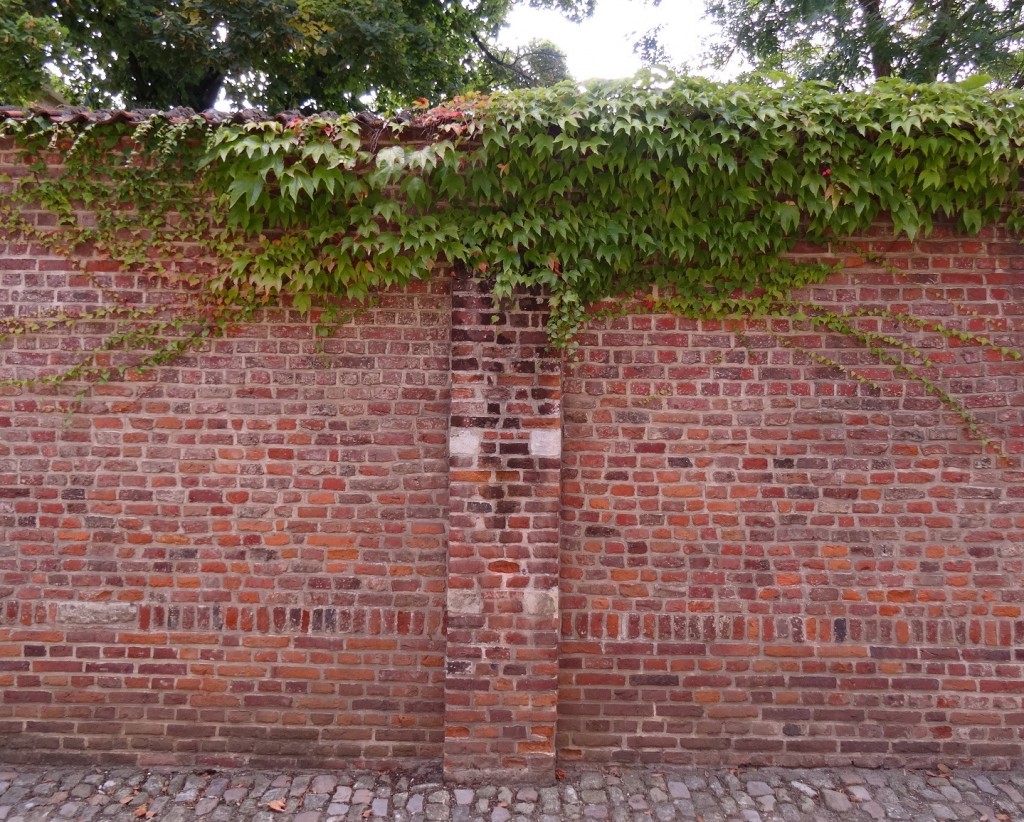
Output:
[{"xmin": 0, "ymin": 764, "xmax": 1021, "ymax": 821}]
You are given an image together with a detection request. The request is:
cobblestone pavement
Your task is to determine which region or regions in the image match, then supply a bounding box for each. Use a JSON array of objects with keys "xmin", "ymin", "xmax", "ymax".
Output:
[{"xmin": 1, "ymin": 762, "xmax": 1022, "ymax": 822}]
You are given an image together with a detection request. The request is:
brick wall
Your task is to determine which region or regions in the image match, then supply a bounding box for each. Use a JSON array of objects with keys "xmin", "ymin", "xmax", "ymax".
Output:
[
  {"xmin": 444, "ymin": 275, "xmax": 562, "ymax": 784},
  {"xmin": 558, "ymin": 225, "xmax": 1024, "ymax": 769},
  {"xmin": 2, "ymin": 138, "xmax": 1024, "ymax": 777},
  {"xmin": 0, "ymin": 239, "xmax": 451, "ymax": 765}
]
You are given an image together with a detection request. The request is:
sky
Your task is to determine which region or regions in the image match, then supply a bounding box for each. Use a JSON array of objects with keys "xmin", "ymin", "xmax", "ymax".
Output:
[{"xmin": 498, "ymin": 0, "xmax": 722, "ymax": 82}]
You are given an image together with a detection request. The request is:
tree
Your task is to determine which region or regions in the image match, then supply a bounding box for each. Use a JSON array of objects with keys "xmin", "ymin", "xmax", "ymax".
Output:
[
  {"xmin": 703, "ymin": 0, "xmax": 1024, "ymax": 88},
  {"xmin": 0, "ymin": 0, "xmax": 64, "ymax": 105},
  {"xmin": 473, "ymin": 37, "xmax": 573, "ymax": 89},
  {"xmin": 2, "ymin": 0, "xmax": 590, "ymax": 111}
]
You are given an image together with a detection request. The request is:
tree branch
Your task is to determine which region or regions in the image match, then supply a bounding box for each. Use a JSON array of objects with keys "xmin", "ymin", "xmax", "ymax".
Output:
[{"xmin": 471, "ymin": 32, "xmax": 536, "ymax": 87}]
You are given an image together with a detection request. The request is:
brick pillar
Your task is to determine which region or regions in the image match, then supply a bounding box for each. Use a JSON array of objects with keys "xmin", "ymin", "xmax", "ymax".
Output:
[{"xmin": 443, "ymin": 273, "xmax": 562, "ymax": 785}]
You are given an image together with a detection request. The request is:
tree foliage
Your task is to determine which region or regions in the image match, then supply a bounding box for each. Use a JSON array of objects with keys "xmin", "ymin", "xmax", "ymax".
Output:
[
  {"xmin": 704, "ymin": 0, "xmax": 1024, "ymax": 88},
  {"xmin": 3, "ymin": 0, "xmax": 589, "ymax": 111},
  {"xmin": 0, "ymin": 0, "xmax": 64, "ymax": 104}
]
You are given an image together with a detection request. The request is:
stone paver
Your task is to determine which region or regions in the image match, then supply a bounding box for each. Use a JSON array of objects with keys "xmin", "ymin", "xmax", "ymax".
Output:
[{"xmin": 0, "ymin": 763, "xmax": 1020, "ymax": 821}]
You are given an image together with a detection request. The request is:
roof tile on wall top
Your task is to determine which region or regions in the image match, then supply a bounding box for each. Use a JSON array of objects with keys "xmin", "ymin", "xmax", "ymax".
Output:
[{"xmin": 0, "ymin": 105, "xmax": 465, "ymax": 147}]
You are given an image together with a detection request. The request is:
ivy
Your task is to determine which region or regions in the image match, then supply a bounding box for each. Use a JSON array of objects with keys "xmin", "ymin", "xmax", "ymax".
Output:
[
  {"xmin": 1, "ymin": 72, "xmax": 1023, "ymax": 444},
  {"xmin": 199, "ymin": 73, "xmax": 1024, "ymax": 345}
]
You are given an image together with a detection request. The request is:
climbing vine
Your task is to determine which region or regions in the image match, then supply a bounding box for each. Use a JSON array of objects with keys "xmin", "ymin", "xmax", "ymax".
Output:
[{"xmin": 1, "ymin": 71, "xmax": 1022, "ymax": 440}]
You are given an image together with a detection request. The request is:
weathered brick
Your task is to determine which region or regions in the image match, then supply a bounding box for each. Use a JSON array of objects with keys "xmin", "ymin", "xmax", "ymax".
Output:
[
  {"xmin": 443, "ymin": 273, "xmax": 561, "ymax": 786},
  {"xmin": 559, "ymin": 230, "xmax": 1024, "ymax": 769},
  {"xmin": 1, "ymin": 142, "xmax": 1023, "ymax": 777},
  {"xmin": 0, "ymin": 155, "xmax": 450, "ymax": 766}
]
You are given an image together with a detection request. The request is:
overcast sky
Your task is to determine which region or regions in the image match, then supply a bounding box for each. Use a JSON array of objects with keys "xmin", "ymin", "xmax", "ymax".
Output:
[{"xmin": 498, "ymin": 0, "xmax": 722, "ymax": 82}]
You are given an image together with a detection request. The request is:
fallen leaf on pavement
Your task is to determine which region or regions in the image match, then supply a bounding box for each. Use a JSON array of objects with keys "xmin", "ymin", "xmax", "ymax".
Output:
[
  {"xmin": 133, "ymin": 806, "xmax": 148, "ymax": 819},
  {"xmin": 267, "ymin": 799, "xmax": 287, "ymax": 812}
]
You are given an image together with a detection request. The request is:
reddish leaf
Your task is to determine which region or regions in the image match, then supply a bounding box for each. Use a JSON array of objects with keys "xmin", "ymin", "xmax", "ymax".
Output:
[{"xmin": 267, "ymin": 799, "xmax": 287, "ymax": 812}]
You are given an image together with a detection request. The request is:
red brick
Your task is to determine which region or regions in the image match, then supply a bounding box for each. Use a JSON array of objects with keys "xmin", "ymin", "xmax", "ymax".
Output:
[
  {"xmin": 2, "ymin": 144, "xmax": 1023, "ymax": 776},
  {"xmin": 560, "ymin": 228, "xmax": 1024, "ymax": 769}
]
